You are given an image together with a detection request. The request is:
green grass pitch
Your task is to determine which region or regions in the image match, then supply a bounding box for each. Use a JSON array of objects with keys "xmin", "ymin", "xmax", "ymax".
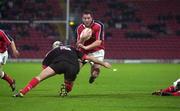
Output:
[{"xmin": 0, "ymin": 63, "xmax": 180, "ymax": 111}]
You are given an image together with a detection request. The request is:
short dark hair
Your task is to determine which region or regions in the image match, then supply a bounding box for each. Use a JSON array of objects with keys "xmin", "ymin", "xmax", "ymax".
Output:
[{"xmin": 82, "ymin": 10, "xmax": 93, "ymax": 17}]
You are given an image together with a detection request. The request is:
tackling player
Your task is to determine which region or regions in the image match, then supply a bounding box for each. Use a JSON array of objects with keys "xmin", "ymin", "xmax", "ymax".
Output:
[
  {"xmin": 152, "ymin": 78, "xmax": 180, "ymax": 96},
  {"xmin": 13, "ymin": 42, "xmax": 111, "ymax": 97},
  {"xmin": 76, "ymin": 10, "xmax": 105, "ymax": 83},
  {"xmin": 0, "ymin": 29, "xmax": 20, "ymax": 91}
]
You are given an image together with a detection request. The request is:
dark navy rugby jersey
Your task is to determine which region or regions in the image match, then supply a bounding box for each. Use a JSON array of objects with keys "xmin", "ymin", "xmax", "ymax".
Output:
[{"xmin": 42, "ymin": 46, "xmax": 87, "ymax": 67}]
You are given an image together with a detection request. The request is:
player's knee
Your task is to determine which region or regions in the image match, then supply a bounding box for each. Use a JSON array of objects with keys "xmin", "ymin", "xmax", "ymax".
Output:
[
  {"xmin": 65, "ymin": 81, "xmax": 73, "ymax": 93},
  {"xmin": 93, "ymin": 68, "xmax": 100, "ymax": 75},
  {"xmin": 0, "ymin": 71, "xmax": 4, "ymax": 78},
  {"xmin": 35, "ymin": 76, "xmax": 41, "ymax": 82},
  {"xmin": 42, "ymin": 65, "xmax": 47, "ymax": 70}
]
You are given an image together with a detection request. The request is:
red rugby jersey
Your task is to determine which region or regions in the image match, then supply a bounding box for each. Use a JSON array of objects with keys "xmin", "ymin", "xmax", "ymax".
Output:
[
  {"xmin": 76, "ymin": 20, "xmax": 105, "ymax": 54},
  {"xmin": 0, "ymin": 29, "xmax": 12, "ymax": 53}
]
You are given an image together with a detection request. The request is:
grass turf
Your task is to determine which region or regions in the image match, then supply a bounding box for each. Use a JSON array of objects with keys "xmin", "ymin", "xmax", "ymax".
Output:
[{"xmin": 0, "ymin": 63, "xmax": 180, "ymax": 111}]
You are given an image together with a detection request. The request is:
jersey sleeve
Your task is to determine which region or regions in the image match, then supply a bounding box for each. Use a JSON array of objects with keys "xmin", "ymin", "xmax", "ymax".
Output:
[
  {"xmin": 76, "ymin": 26, "xmax": 81, "ymax": 42},
  {"xmin": 76, "ymin": 24, "xmax": 85, "ymax": 43},
  {"xmin": 81, "ymin": 54, "xmax": 88, "ymax": 60},
  {"xmin": 75, "ymin": 28, "xmax": 78, "ymax": 43},
  {"xmin": 75, "ymin": 48, "xmax": 87, "ymax": 60},
  {"xmin": 0, "ymin": 30, "xmax": 13, "ymax": 45},
  {"xmin": 94, "ymin": 23, "xmax": 104, "ymax": 41}
]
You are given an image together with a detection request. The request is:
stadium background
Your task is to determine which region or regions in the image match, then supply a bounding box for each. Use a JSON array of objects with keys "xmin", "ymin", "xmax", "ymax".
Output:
[
  {"xmin": 0, "ymin": 1, "xmax": 180, "ymax": 111},
  {"xmin": 0, "ymin": 0, "xmax": 180, "ymax": 63}
]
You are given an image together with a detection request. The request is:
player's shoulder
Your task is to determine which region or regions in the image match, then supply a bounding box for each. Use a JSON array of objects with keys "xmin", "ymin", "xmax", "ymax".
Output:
[
  {"xmin": 0, "ymin": 29, "xmax": 4, "ymax": 34},
  {"xmin": 94, "ymin": 20, "xmax": 104, "ymax": 26},
  {"xmin": 92, "ymin": 20, "xmax": 104, "ymax": 29},
  {"xmin": 77, "ymin": 24, "xmax": 85, "ymax": 30}
]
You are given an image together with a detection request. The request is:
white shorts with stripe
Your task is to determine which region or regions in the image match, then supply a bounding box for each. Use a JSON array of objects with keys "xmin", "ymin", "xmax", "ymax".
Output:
[
  {"xmin": 173, "ymin": 78, "xmax": 180, "ymax": 87},
  {"xmin": 0, "ymin": 51, "xmax": 8, "ymax": 65},
  {"xmin": 88, "ymin": 49, "xmax": 105, "ymax": 62}
]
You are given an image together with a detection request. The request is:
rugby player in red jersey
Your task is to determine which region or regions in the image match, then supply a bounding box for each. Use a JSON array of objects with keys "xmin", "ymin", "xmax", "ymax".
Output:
[
  {"xmin": 0, "ymin": 29, "xmax": 19, "ymax": 91},
  {"xmin": 152, "ymin": 78, "xmax": 180, "ymax": 96},
  {"xmin": 13, "ymin": 42, "xmax": 111, "ymax": 97},
  {"xmin": 76, "ymin": 10, "xmax": 105, "ymax": 83}
]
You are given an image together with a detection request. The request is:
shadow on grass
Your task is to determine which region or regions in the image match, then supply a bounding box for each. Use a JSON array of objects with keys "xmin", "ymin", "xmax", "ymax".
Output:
[
  {"xmin": 36, "ymin": 92, "xmax": 148, "ymax": 99},
  {"xmin": 69, "ymin": 93, "xmax": 134, "ymax": 98}
]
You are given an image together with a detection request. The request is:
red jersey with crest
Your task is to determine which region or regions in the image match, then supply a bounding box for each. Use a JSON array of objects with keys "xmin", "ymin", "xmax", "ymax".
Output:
[
  {"xmin": 0, "ymin": 29, "xmax": 12, "ymax": 53},
  {"xmin": 76, "ymin": 20, "xmax": 105, "ymax": 54}
]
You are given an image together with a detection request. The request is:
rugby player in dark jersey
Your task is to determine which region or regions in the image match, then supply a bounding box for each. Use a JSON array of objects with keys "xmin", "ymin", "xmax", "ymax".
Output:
[{"xmin": 13, "ymin": 42, "xmax": 111, "ymax": 97}]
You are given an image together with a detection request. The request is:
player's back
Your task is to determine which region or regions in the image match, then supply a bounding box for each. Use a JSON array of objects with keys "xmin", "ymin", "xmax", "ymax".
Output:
[{"xmin": 43, "ymin": 46, "xmax": 80, "ymax": 66}]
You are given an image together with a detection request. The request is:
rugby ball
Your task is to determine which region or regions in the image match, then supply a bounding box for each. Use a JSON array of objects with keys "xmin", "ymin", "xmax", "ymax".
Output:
[{"xmin": 80, "ymin": 28, "xmax": 92, "ymax": 41}]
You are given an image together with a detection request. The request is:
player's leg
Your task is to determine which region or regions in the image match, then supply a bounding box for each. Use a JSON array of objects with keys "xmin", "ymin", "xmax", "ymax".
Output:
[
  {"xmin": 64, "ymin": 80, "xmax": 74, "ymax": 93},
  {"xmin": 161, "ymin": 86, "xmax": 176, "ymax": 93},
  {"xmin": 172, "ymin": 91, "xmax": 180, "ymax": 96},
  {"xmin": 161, "ymin": 79, "xmax": 180, "ymax": 93},
  {"xmin": 89, "ymin": 64, "xmax": 100, "ymax": 83},
  {"xmin": 153, "ymin": 89, "xmax": 180, "ymax": 96},
  {"xmin": 171, "ymin": 81, "xmax": 180, "ymax": 96},
  {"xmin": 60, "ymin": 63, "xmax": 78, "ymax": 96},
  {"xmin": 15, "ymin": 66, "xmax": 56, "ymax": 97},
  {"xmin": 152, "ymin": 85, "xmax": 176, "ymax": 95},
  {"xmin": 60, "ymin": 80, "xmax": 74, "ymax": 97},
  {"xmin": 88, "ymin": 49, "xmax": 104, "ymax": 84},
  {"xmin": 64, "ymin": 63, "xmax": 78, "ymax": 93},
  {"xmin": 0, "ymin": 51, "xmax": 15, "ymax": 91},
  {"xmin": 0, "ymin": 70, "xmax": 16, "ymax": 91},
  {"xmin": 152, "ymin": 80, "xmax": 180, "ymax": 96}
]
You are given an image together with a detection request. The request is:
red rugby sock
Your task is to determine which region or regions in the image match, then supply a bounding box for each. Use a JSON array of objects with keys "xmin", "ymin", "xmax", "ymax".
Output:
[
  {"xmin": 20, "ymin": 77, "xmax": 39, "ymax": 95},
  {"xmin": 162, "ymin": 86, "xmax": 175, "ymax": 93},
  {"xmin": 64, "ymin": 81, "xmax": 73, "ymax": 92},
  {"xmin": 172, "ymin": 91, "xmax": 180, "ymax": 96},
  {"xmin": 2, "ymin": 73, "xmax": 14, "ymax": 85}
]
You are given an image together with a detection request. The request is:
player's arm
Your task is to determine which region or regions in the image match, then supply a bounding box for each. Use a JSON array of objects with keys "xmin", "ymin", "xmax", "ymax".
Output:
[
  {"xmin": 2, "ymin": 31, "xmax": 19, "ymax": 58},
  {"xmin": 78, "ymin": 24, "xmax": 103, "ymax": 50},
  {"xmin": 78, "ymin": 40, "xmax": 102, "ymax": 50},
  {"xmin": 75, "ymin": 48, "xmax": 110, "ymax": 68},
  {"xmin": 76, "ymin": 26, "xmax": 82, "ymax": 45},
  {"xmin": 10, "ymin": 41, "xmax": 20, "ymax": 58},
  {"xmin": 84, "ymin": 55, "xmax": 111, "ymax": 68}
]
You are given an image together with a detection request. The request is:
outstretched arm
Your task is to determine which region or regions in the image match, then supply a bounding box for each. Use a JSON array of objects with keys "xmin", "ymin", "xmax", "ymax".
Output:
[
  {"xmin": 10, "ymin": 41, "xmax": 20, "ymax": 58},
  {"xmin": 85, "ymin": 55, "xmax": 111, "ymax": 68}
]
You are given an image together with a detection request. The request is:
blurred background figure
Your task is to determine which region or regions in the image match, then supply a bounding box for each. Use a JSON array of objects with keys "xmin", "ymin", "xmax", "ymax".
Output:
[{"xmin": 152, "ymin": 78, "xmax": 180, "ymax": 96}]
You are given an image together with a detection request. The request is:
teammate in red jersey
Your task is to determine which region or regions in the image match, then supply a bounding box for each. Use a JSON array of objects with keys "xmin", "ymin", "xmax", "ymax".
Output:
[
  {"xmin": 13, "ymin": 42, "xmax": 111, "ymax": 97},
  {"xmin": 76, "ymin": 10, "xmax": 105, "ymax": 83},
  {"xmin": 0, "ymin": 29, "xmax": 20, "ymax": 91},
  {"xmin": 152, "ymin": 78, "xmax": 180, "ymax": 96}
]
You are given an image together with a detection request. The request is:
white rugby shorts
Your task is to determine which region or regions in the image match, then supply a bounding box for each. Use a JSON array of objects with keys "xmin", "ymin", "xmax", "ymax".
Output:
[
  {"xmin": 173, "ymin": 78, "xmax": 180, "ymax": 86},
  {"xmin": 0, "ymin": 51, "xmax": 8, "ymax": 65},
  {"xmin": 88, "ymin": 49, "xmax": 105, "ymax": 62}
]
